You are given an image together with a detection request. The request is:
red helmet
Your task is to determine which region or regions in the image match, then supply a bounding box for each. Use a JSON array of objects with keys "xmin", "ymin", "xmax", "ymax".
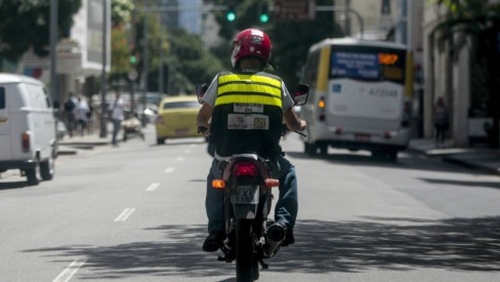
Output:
[{"xmin": 231, "ymin": 28, "xmax": 272, "ymax": 68}]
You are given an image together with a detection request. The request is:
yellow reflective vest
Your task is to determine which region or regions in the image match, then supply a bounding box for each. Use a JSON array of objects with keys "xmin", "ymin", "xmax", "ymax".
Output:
[{"xmin": 211, "ymin": 72, "xmax": 284, "ymax": 159}]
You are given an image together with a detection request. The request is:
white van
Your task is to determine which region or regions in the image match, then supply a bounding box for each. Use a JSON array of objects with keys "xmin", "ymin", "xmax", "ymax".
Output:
[{"xmin": 0, "ymin": 73, "xmax": 57, "ymax": 185}]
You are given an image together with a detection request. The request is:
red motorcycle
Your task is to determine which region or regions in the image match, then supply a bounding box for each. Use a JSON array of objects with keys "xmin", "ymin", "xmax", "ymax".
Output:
[{"xmin": 197, "ymin": 83, "xmax": 309, "ymax": 282}]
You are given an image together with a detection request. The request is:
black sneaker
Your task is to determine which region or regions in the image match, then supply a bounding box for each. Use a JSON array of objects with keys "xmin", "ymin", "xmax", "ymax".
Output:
[
  {"xmin": 282, "ymin": 228, "xmax": 295, "ymax": 246},
  {"xmin": 202, "ymin": 233, "xmax": 226, "ymax": 252}
]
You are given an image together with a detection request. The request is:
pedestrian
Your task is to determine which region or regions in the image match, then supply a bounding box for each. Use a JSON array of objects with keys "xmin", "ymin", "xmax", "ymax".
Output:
[
  {"xmin": 63, "ymin": 92, "xmax": 77, "ymax": 137},
  {"xmin": 108, "ymin": 92, "xmax": 125, "ymax": 147},
  {"xmin": 86, "ymin": 99, "xmax": 95, "ymax": 134},
  {"xmin": 434, "ymin": 97, "xmax": 449, "ymax": 148},
  {"xmin": 74, "ymin": 95, "xmax": 89, "ymax": 137}
]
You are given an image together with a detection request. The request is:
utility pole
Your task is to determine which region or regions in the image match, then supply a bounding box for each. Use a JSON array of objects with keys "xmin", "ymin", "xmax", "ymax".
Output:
[
  {"xmin": 100, "ymin": 0, "xmax": 109, "ymax": 138},
  {"xmin": 159, "ymin": 37, "xmax": 164, "ymax": 95},
  {"xmin": 142, "ymin": 17, "xmax": 149, "ymax": 111},
  {"xmin": 50, "ymin": 0, "xmax": 58, "ymax": 109}
]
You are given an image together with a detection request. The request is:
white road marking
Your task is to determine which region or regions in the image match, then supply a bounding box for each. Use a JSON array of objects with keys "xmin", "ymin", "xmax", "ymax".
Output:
[
  {"xmin": 176, "ymin": 156, "xmax": 184, "ymax": 161},
  {"xmin": 184, "ymin": 149, "xmax": 191, "ymax": 153},
  {"xmin": 164, "ymin": 167, "xmax": 175, "ymax": 173},
  {"xmin": 53, "ymin": 259, "xmax": 87, "ymax": 282},
  {"xmin": 146, "ymin": 182, "xmax": 160, "ymax": 191},
  {"xmin": 114, "ymin": 208, "xmax": 136, "ymax": 222}
]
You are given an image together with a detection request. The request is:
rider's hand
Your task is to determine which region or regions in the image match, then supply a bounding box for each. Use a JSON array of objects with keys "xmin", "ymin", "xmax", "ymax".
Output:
[
  {"xmin": 298, "ymin": 119, "xmax": 307, "ymax": 131},
  {"xmin": 197, "ymin": 124, "xmax": 210, "ymax": 135}
]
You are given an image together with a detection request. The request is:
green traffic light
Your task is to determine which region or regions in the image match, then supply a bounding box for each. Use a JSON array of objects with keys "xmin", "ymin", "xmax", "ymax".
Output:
[
  {"xmin": 130, "ymin": 55, "xmax": 137, "ymax": 64},
  {"xmin": 226, "ymin": 12, "xmax": 236, "ymax": 22},
  {"xmin": 259, "ymin": 14, "xmax": 269, "ymax": 23}
]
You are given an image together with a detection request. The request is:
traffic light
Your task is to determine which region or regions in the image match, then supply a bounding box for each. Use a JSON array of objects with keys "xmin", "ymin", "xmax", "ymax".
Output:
[
  {"xmin": 129, "ymin": 54, "xmax": 137, "ymax": 64},
  {"xmin": 226, "ymin": 4, "xmax": 236, "ymax": 22},
  {"xmin": 259, "ymin": 2, "xmax": 270, "ymax": 23}
]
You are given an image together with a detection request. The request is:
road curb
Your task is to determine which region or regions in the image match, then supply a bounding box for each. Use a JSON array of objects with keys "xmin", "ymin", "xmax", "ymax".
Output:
[{"xmin": 442, "ymin": 156, "xmax": 500, "ymax": 176}]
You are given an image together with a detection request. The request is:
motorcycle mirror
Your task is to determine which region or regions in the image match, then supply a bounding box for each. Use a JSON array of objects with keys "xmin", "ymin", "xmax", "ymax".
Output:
[
  {"xmin": 195, "ymin": 83, "xmax": 208, "ymax": 104},
  {"xmin": 293, "ymin": 83, "xmax": 309, "ymax": 106}
]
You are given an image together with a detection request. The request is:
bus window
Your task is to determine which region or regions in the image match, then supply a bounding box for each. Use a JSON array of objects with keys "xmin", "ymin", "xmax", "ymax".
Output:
[
  {"xmin": 329, "ymin": 45, "xmax": 406, "ymax": 84},
  {"xmin": 304, "ymin": 50, "xmax": 320, "ymax": 89}
]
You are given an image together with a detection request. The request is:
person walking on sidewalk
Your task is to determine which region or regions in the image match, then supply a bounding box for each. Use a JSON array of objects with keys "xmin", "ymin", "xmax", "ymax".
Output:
[
  {"xmin": 434, "ymin": 97, "xmax": 449, "ymax": 148},
  {"xmin": 109, "ymin": 93, "xmax": 125, "ymax": 147},
  {"xmin": 63, "ymin": 92, "xmax": 78, "ymax": 137},
  {"xmin": 74, "ymin": 96, "xmax": 90, "ymax": 137}
]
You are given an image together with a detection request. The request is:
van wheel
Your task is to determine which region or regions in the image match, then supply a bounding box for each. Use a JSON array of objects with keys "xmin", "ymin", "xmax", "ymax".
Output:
[
  {"xmin": 40, "ymin": 157, "xmax": 55, "ymax": 181},
  {"xmin": 26, "ymin": 168, "xmax": 39, "ymax": 186},
  {"xmin": 304, "ymin": 142, "xmax": 317, "ymax": 156},
  {"xmin": 319, "ymin": 144, "xmax": 328, "ymax": 155},
  {"xmin": 157, "ymin": 138, "xmax": 166, "ymax": 145}
]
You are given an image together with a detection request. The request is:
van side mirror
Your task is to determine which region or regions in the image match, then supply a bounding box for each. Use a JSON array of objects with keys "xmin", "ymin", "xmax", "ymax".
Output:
[
  {"xmin": 196, "ymin": 83, "xmax": 208, "ymax": 104},
  {"xmin": 293, "ymin": 83, "xmax": 309, "ymax": 106}
]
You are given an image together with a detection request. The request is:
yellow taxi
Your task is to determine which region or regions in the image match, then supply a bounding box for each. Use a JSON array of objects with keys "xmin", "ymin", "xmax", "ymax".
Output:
[{"xmin": 155, "ymin": 95, "xmax": 202, "ymax": 145}]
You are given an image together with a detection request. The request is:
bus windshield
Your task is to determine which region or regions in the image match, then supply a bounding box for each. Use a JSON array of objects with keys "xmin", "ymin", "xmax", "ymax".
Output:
[{"xmin": 330, "ymin": 45, "xmax": 406, "ymax": 84}]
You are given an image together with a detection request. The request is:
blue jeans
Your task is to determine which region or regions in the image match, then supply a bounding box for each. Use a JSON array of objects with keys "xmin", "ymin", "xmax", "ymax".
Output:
[{"xmin": 205, "ymin": 155, "xmax": 298, "ymax": 235}]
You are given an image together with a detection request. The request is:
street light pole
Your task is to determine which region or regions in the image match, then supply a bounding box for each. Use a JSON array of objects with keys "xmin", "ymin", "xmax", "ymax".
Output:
[
  {"xmin": 50, "ymin": 0, "xmax": 58, "ymax": 108},
  {"xmin": 142, "ymin": 17, "xmax": 149, "ymax": 110},
  {"xmin": 100, "ymin": 0, "xmax": 108, "ymax": 138}
]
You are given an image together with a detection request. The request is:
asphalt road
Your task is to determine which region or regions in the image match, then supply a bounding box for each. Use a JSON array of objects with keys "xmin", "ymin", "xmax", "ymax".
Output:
[{"xmin": 1, "ymin": 127, "xmax": 499, "ymax": 282}]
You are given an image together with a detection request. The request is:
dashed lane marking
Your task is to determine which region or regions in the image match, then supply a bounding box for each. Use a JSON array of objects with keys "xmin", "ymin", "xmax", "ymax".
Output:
[
  {"xmin": 52, "ymin": 259, "xmax": 87, "ymax": 282},
  {"xmin": 114, "ymin": 208, "xmax": 136, "ymax": 222},
  {"xmin": 164, "ymin": 167, "xmax": 175, "ymax": 173},
  {"xmin": 176, "ymin": 156, "xmax": 184, "ymax": 161},
  {"xmin": 146, "ymin": 183, "xmax": 160, "ymax": 191}
]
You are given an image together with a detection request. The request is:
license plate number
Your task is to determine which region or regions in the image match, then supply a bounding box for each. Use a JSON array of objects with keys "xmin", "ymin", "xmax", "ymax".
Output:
[
  {"xmin": 231, "ymin": 186, "xmax": 259, "ymax": 204},
  {"xmin": 355, "ymin": 134, "xmax": 371, "ymax": 141}
]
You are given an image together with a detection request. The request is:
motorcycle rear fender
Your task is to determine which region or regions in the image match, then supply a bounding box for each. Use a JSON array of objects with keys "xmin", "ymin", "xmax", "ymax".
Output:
[{"xmin": 232, "ymin": 203, "xmax": 259, "ymax": 220}]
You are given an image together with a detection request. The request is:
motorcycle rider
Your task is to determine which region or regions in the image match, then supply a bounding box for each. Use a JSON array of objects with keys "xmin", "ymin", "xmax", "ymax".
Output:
[{"xmin": 197, "ymin": 28, "xmax": 307, "ymax": 252}]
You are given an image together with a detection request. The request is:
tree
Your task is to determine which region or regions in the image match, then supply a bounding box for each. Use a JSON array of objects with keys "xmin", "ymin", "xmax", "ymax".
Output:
[
  {"xmin": 110, "ymin": 0, "xmax": 135, "ymax": 81},
  {"xmin": 0, "ymin": 0, "xmax": 81, "ymax": 66},
  {"xmin": 431, "ymin": 0, "xmax": 500, "ymax": 148},
  {"xmin": 159, "ymin": 28, "xmax": 223, "ymax": 94}
]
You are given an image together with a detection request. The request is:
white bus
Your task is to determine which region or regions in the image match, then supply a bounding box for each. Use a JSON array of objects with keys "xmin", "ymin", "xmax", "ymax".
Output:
[{"xmin": 299, "ymin": 38, "xmax": 413, "ymax": 161}]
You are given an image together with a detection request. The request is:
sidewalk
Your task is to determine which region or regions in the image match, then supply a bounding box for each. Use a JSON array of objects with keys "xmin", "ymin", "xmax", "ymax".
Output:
[
  {"xmin": 58, "ymin": 129, "xmax": 115, "ymax": 155},
  {"xmin": 408, "ymin": 139, "xmax": 500, "ymax": 176}
]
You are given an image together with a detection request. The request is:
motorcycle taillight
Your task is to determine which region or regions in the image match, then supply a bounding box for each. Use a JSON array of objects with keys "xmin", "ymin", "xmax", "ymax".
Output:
[{"xmin": 233, "ymin": 162, "xmax": 259, "ymax": 177}]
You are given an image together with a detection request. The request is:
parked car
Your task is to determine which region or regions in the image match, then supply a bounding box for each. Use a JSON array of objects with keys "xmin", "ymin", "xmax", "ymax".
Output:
[
  {"xmin": 155, "ymin": 96, "xmax": 202, "ymax": 145},
  {"xmin": 0, "ymin": 73, "xmax": 57, "ymax": 185}
]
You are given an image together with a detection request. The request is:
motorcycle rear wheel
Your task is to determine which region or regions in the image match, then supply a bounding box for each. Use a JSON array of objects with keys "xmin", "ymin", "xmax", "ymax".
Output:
[{"xmin": 236, "ymin": 219, "xmax": 257, "ymax": 282}]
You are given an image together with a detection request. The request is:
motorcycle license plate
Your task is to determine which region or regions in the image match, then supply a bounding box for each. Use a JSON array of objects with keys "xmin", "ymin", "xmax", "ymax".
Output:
[{"xmin": 231, "ymin": 185, "xmax": 259, "ymax": 204}]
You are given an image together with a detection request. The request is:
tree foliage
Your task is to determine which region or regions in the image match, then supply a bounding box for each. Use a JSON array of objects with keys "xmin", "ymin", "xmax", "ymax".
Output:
[
  {"xmin": 110, "ymin": 0, "xmax": 135, "ymax": 80},
  {"xmin": 432, "ymin": 0, "xmax": 500, "ymax": 147},
  {"xmin": 161, "ymin": 28, "xmax": 223, "ymax": 93},
  {"xmin": 0, "ymin": 0, "xmax": 81, "ymax": 63}
]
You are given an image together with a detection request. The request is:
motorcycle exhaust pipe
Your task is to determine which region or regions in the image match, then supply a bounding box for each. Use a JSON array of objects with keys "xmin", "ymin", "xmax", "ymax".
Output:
[{"xmin": 265, "ymin": 222, "xmax": 286, "ymax": 256}]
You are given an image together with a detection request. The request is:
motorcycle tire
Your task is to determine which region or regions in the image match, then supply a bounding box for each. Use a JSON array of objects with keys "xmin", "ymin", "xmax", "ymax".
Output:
[{"xmin": 236, "ymin": 219, "xmax": 254, "ymax": 282}]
